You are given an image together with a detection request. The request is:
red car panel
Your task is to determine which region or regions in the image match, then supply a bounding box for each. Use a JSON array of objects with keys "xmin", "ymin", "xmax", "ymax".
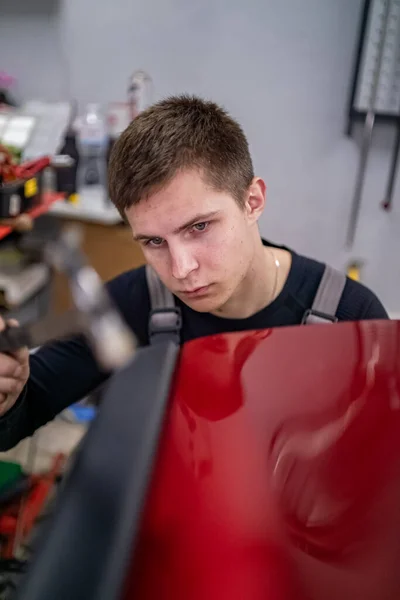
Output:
[{"xmin": 125, "ymin": 320, "xmax": 400, "ymax": 600}]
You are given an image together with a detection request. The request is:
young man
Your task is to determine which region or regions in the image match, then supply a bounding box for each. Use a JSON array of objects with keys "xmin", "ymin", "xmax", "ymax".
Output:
[{"xmin": 0, "ymin": 95, "xmax": 388, "ymax": 450}]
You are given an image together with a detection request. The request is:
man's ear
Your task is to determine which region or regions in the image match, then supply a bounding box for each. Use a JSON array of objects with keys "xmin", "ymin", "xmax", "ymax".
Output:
[{"xmin": 244, "ymin": 177, "xmax": 266, "ymax": 223}]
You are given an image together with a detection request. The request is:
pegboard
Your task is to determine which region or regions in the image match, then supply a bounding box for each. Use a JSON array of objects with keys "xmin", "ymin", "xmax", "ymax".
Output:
[{"xmin": 347, "ymin": 0, "xmax": 400, "ymax": 133}]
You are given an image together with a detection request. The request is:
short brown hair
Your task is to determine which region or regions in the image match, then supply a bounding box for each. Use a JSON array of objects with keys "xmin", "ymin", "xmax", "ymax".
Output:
[{"xmin": 108, "ymin": 95, "xmax": 254, "ymax": 216}]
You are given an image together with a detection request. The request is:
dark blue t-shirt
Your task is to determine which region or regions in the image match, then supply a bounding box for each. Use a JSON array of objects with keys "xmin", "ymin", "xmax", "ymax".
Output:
[{"xmin": 0, "ymin": 240, "xmax": 387, "ymax": 450}]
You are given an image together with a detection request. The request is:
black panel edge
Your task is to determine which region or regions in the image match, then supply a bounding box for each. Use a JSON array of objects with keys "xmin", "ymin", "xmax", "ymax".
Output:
[{"xmin": 15, "ymin": 340, "xmax": 180, "ymax": 600}]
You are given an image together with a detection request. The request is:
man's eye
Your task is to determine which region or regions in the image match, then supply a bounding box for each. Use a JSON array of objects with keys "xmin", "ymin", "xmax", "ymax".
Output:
[
  {"xmin": 146, "ymin": 237, "xmax": 164, "ymax": 247},
  {"xmin": 192, "ymin": 222, "xmax": 209, "ymax": 232}
]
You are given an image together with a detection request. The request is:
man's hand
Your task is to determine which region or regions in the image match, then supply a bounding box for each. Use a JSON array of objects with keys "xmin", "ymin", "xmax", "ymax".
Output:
[
  {"xmin": 0, "ymin": 316, "xmax": 30, "ymax": 417},
  {"xmin": 0, "ymin": 214, "xmax": 33, "ymax": 232}
]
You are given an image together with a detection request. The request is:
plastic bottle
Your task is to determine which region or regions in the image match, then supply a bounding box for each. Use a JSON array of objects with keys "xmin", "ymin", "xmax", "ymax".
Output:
[
  {"xmin": 76, "ymin": 103, "xmax": 108, "ymax": 192},
  {"xmin": 127, "ymin": 70, "xmax": 153, "ymax": 120}
]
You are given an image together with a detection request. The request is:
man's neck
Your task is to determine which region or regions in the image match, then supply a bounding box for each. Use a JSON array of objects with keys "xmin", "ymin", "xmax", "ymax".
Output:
[{"xmin": 212, "ymin": 240, "xmax": 289, "ymax": 320}]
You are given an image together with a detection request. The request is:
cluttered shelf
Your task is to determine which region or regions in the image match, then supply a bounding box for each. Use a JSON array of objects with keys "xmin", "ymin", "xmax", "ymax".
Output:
[{"xmin": 0, "ymin": 191, "xmax": 64, "ymax": 242}]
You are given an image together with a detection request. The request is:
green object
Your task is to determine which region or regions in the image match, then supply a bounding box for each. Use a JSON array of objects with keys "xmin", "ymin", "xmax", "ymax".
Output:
[
  {"xmin": 3, "ymin": 144, "xmax": 22, "ymax": 162},
  {"xmin": 0, "ymin": 460, "xmax": 23, "ymax": 491}
]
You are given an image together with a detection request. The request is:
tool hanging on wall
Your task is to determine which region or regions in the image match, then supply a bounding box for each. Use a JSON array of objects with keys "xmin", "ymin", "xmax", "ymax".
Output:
[
  {"xmin": 346, "ymin": 0, "xmax": 400, "ymax": 248},
  {"xmin": 382, "ymin": 115, "xmax": 400, "ymax": 210}
]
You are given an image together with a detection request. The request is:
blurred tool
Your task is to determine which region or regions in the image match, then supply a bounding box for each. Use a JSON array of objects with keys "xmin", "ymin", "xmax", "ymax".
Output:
[{"xmin": 0, "ymin": 226, "xmax": 136, "ymax": 371}]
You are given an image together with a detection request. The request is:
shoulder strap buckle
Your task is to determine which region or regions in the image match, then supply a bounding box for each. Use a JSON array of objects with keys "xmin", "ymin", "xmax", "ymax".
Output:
[
  {"xmin": 303, "ymin": 264, "xmax": 346, "ymax": 325},
  {"xmin": 302, "ymin": 308, "xmax": 338, "ymax": 325},
  {"xmin": 149, "ymin": 307, "xmax": 182, "ymax": 345},
  {"xmin": 145, "ymin": 264, "xmax": 182, "ymax": 345}
]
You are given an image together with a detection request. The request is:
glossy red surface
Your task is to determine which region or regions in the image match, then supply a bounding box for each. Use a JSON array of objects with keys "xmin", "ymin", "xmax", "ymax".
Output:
[{"xmin": 124, "ymin": 319, "xmax": 400, "ymax": 600}]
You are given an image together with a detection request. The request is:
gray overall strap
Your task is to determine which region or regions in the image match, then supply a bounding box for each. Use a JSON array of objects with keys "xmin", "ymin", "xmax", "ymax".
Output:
[
  {"xmin": 302, "ymin": 265, "xmax": 347, "ymax": 325},
  {"xmin": 145, "ymin": 264, "xmax": 182, "ymax": 345}
]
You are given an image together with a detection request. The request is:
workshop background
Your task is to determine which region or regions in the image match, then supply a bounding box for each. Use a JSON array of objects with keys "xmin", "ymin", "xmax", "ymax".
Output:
[
  {"xmin": 1, "ymin": 0, "xmax": 399, "ymax": 315},
  {"xmin": 0, "ymin": 0, "xmax": 400, "ymax": 596}
]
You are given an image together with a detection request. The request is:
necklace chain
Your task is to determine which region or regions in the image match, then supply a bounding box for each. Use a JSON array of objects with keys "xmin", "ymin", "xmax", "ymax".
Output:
[{"xmin": 269, "ymin": 249, "xmax": 280, "ymax": 304}]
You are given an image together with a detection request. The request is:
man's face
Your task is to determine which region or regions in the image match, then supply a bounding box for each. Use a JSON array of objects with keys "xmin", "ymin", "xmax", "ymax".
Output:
[{"xmin": 125, "ymin": 169, "xmax": 265, "ymax": 313}]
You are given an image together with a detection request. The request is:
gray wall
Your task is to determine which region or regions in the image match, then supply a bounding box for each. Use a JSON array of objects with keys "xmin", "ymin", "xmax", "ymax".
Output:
[{"xmin": 1, "ymin": 0, "xmax": 399, "ymax": 313}]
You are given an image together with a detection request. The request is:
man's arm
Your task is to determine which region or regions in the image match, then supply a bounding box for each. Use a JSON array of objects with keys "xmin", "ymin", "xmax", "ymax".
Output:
[
  {"xmin": 0, "ymin": 334, "xmax": 109, "ymax": 451},
  {"xmin": 0, "ymin": 266, "xmax": 152, "ymax": 451},
  {"xmin": 336, "ymin": 276, "xmax": 389, "ymax": 322},
  {"xmin": 361, "ymin": 293, "xmax": 389, "ymax": 320},
  {"xmin": 354, "ymin": 279, "xmax": 389, "ymax": 320}
]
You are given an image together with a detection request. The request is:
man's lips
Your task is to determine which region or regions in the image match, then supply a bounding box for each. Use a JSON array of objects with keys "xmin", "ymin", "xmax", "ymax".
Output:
[{"xmin": 179, "ymin": 285, "xmax": 211, "ymax": 296}]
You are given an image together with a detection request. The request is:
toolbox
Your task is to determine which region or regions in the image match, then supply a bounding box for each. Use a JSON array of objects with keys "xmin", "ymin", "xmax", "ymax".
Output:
[
  {"xmin": 0, "ymin": 142, "xmax": 49, "ymax": 219},
  {"xmin": 0, "ymin": 173, "xmax": 43, "ymax": 219}
]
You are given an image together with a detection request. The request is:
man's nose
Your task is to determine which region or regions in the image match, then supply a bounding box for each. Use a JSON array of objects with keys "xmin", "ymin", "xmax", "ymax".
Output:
[{"xmin": 170, "ymin": 245, "xmax": 198, "ymax": 280}]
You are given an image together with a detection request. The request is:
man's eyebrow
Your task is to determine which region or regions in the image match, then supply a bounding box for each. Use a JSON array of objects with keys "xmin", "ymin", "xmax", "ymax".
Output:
[
  {"xmin": 173, "ymin": 211, "xmax": 220, "ymax": 234},
  {"xmin": 133, "ymin": 211, "xmax": 220, "ymax": 241}
]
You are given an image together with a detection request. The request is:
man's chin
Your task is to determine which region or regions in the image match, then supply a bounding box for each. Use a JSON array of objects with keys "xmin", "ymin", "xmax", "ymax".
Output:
[
  {"xmin": 181, "ymin": 297, "xmax": 218, "ymax": 312},
  {"xmin": 178, "ymin": 292, "xmax": 224, "ymax": 313}
]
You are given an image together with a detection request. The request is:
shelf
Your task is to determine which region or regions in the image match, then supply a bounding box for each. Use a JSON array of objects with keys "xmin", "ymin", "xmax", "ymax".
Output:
[
  {"xmin": 0, "ymin": 192, "xmax": 65, "ymax": 242},
  {"xmin": 48, "ymin": 186, "xmax": 122, "ymax": 226}
]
